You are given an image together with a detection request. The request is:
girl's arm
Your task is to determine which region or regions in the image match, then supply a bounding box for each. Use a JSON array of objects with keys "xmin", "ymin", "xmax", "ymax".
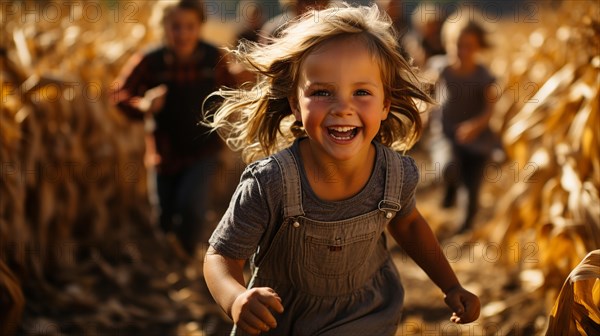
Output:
[
  {"xmin": 388, "ymin": 208, "xmax": 460, "ymax": 292},
  {"xmin": 204, "ymin": 247, "xmax": 284, "ymax": 334},
  {"xmin": 203, "ymin": 247, "xmax": 247, "ymax": 316},
  {"xmin": 387, "ymin": 208, "xmax": 480, "ymax": 323}
]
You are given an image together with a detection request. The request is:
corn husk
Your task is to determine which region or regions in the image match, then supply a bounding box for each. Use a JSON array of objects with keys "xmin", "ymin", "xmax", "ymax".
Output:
[
  {"xmin": 546, "ymin": 250, "xmax": 600, "ymax": 335},
  {"xmin": 1, "ymin": 1, "xmax": 232, "ymax": 335},
  {"xmin": 477, "ymin": 1, "xmax": 600, "ymax": 334}
]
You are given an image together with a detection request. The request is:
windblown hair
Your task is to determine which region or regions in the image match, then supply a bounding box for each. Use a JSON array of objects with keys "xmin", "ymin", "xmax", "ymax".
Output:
[{"xmin": 205, "ymin": 3, "xmax": 433, "ymax": 163}]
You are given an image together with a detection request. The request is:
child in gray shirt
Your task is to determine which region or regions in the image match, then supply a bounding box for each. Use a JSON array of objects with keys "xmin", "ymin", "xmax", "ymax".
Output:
[{"xmin": 204, "ymin": 4, "xmax": 481, "ymax": 335}]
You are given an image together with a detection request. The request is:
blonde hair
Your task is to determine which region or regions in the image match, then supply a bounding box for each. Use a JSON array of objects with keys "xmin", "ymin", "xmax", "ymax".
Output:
[{"xmin": 206, "ymin": 3, "xmax": 433, "ymax": 163}]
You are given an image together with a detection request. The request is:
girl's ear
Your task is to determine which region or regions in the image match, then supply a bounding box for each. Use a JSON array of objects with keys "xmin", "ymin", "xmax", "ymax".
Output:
[
  {"xmin": 382, "ymin": 99, "xmax": 391, "ymax": 120},
  {"xmin": 289, "ymin": 96, "xmax": 301, "ymax": 121}
]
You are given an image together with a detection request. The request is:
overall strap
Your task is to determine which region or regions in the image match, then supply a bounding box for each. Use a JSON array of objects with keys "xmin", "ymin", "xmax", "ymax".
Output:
[
  {"xmin": 379, "ymin": 147, "xmax": 404, "ymax": 215},
  {"xmin": 272, "ymin": 148, "xmax": 305, "ymax": 218}
]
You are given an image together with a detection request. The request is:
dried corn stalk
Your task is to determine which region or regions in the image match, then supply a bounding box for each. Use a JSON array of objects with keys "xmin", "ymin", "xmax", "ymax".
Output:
[
  {"xmin": 0, "ymin": 259, "xmax": 25, "ymax": 336},
  {"xmin": 479, "ymin": 1, "xmax": 600, "ymax": 333},
  {"xmin": 1, "ymin": 1, "xmax": 231, "ymax": 335},
  {"xmin": 546, "ymin": 250, "xmax": 600, "ymax": 335}
]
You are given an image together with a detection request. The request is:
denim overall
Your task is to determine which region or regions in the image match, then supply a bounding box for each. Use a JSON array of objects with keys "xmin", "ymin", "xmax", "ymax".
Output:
[{"xmin": 234, "ymin": 146, "xmax": 406, "ymax": 335}]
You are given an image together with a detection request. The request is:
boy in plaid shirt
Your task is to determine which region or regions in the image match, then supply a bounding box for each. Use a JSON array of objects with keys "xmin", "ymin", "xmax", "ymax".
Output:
[{"xmin": 114, "ymin": 0, "xmax": 234, "ymax": 255}]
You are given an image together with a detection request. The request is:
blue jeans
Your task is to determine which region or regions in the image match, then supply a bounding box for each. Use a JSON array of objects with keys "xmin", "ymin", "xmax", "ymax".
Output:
[{"xmin": 156, "ymin": 158, "xmax": 219, "ymax": 254}]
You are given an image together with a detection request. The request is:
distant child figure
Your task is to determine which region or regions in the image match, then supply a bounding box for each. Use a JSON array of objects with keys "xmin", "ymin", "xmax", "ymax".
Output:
[
  {"xmin": 403, "ymin": 1, "xmax": 447, "ymax": 69},
  {"xmin": 203, "ymin": 4, "xmax": 480, "ymax": 335},
  {"xmin": 436, "ymin": 20, "xmax": 497, "ymax": 233},
  {"xmin": 114, "ymin": 0, "xmax": 234, "ymax": 255}
]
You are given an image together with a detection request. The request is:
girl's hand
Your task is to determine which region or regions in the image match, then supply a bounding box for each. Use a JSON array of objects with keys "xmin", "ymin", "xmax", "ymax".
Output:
[
  {"xmin": 444, "ymin": 286, "xmax": 480, "ymax": 324},
  {"xmin": 231, "ymin": 287, "xmax": 284, "ymax": 335}
]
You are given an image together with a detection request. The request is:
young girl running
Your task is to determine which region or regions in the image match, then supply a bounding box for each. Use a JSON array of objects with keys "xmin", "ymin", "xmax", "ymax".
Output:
[
  {"xmin": 437, "ymin": 20, "xmax": 498, "ymax": 233},
  {"xmin": 204, "ymin": 4, "xmax": 480, "ymax": 335}
]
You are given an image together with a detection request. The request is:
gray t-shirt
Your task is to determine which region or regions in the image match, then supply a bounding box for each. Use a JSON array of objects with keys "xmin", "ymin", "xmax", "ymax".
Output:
[
  {"xmin": 438, "ymin": 64, "xmax": 497, "ymax": 154},
  {"xmin": 209, "ymin": 139, "xmax": 419, "ymax": 261}
]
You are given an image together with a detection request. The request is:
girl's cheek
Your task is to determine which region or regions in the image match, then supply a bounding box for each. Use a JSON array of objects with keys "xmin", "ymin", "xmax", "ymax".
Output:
[{"xmin": 304, "ymin": 98, "xmax": 329, "ymax": 111}]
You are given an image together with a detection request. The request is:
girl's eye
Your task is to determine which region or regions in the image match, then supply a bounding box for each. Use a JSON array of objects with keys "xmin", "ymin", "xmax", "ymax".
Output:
[
  {"xmin": 310, "ymin": 90, "xmax": 330, "ymax": 97},
  {"xmin": 355, "ymin": 89, "xmax": 371, "ymax": 96}
]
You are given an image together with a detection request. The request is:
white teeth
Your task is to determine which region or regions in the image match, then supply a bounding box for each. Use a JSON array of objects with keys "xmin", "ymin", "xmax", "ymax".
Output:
[
  {"xmin": 327, "ymin": 126, "xmax": 358, "ymax": 141},
  {"xmin": 330, "ymin": 134, "xmax": 352, "ymax": 140},
  {"xmin": 328, "ymin": 126, "xmax": 356, "ymax": 132}
]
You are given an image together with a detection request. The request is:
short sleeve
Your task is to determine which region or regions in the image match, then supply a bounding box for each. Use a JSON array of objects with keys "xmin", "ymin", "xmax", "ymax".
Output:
[
  {"xmin": 208, "ymin": 161, "xmax": 279, "ymax": 260},
  {"xmin": 396, "ymin": 155, "xmax": 419, "ymax": 218},
  {"xmin": 209, "ymin": 163, "xmax": 268, "ymax": 259}
]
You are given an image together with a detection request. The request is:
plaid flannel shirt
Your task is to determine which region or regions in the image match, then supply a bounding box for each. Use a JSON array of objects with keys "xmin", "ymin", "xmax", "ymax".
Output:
[{"xmin": 115, "ymin": 41, "xmax": 234, "ymax": 174}]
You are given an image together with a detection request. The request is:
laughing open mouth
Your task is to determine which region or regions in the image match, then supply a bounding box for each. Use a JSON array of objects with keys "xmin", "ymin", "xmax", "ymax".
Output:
[{"xmin": 327, "ymin": 126, "xmax": 359, "ymax": 140}]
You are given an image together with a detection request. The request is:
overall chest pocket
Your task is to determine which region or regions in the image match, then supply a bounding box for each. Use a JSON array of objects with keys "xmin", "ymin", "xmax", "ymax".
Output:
[{"xmin": 303, "ymin": 231, "xmax": 376, "ymax": 278}]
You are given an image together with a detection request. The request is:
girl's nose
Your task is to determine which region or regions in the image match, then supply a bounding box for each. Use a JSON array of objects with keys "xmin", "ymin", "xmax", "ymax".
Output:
[{"xmin": 330, "ymin": 96, "xmax": 355, "ymax": 116}]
